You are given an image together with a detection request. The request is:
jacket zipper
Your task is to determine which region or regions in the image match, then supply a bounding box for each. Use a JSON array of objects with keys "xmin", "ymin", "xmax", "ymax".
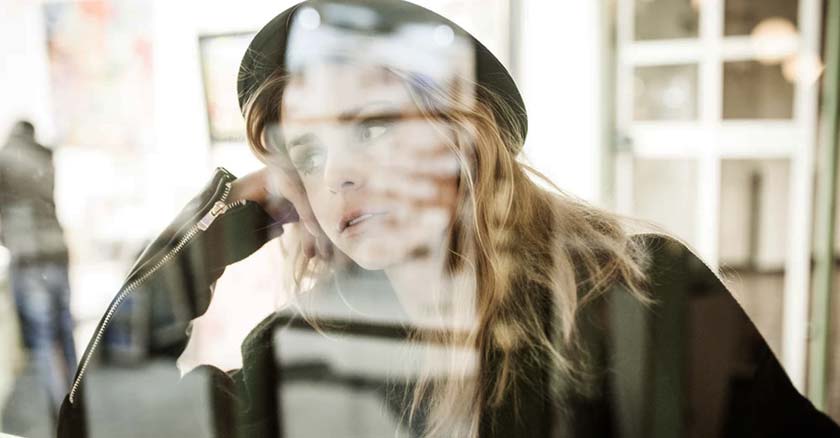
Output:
[{"xmin": 69, "ymin": 183, "xmax": 247, "ymax": 404}]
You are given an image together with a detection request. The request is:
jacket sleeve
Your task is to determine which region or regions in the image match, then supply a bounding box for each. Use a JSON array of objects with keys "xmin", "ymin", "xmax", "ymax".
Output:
[
  {"xmin": 139, "ymin": 193, "xmax": 282, "ymax": 339},
  {"xmin": 57, "ymin": 167, "xmax": 283, "ymax": 438},
  {"xmin": 85, "ymin": 167, "xmax": 283, "ymax": 361},
  {"xmin": 611, "ymin": 233, "xmax": 840, "ymax": 438}
]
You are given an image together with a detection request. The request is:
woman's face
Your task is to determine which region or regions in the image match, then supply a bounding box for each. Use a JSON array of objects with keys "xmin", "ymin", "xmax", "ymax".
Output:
[{"xmin": 278, "ymin": 62, "xmax": 460, "ymax": 270}]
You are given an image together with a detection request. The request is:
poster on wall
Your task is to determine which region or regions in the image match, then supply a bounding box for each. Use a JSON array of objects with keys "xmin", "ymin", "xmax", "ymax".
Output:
[
  {"xmin": 44, "ymin": 0, "xmax": 154, "ymax": 152},
  {"xmin": 43, "ymin": 0, "xmax": 157, "ymax": 302},
  {"xmin": 198, "ymin": 33, "xmax": 255, "ymax": 144}
]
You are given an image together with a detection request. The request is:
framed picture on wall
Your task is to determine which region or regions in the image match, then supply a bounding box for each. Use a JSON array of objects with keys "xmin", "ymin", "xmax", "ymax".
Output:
[{"xmin": 198, "ymin": 32, "xmax": 255, "ymax": 144}]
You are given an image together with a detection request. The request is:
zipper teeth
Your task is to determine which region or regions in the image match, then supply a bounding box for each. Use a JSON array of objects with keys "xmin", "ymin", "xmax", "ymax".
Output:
[
  {"xmin": 226, "ymin": 199, "xmax": 247, "ymax": 210},
  {"xmin": 69, "ymin": 182, "xmax": 236, "ymax": 404}
]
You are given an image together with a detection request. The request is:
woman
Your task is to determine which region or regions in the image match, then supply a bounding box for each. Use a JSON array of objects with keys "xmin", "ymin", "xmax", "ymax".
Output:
[{"xmin": 59, "ymin": 1, "xmax": 840, "ymax": 437}]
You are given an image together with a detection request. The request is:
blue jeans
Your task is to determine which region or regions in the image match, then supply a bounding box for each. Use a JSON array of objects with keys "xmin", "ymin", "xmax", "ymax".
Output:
[{"xmin": 10, "ymin": 261, "xmax": 78, "ymax": 414}]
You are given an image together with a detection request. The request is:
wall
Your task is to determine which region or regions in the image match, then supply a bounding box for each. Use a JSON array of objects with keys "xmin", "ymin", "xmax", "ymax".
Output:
[{"xmin": 517, "ymin": 0, "xmax": 605, "ymax": 203}]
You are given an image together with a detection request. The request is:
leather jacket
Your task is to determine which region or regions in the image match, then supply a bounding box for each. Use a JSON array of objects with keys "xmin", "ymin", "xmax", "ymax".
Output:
[{"xmin": 56, "ymin": 167, "xmax": 840, "ymax": 438}]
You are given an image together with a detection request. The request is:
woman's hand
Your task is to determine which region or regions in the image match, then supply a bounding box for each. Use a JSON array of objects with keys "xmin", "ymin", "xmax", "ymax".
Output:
[{"xmin": 228, "ymin": 167, "xmax": 331, "ymax": 259}]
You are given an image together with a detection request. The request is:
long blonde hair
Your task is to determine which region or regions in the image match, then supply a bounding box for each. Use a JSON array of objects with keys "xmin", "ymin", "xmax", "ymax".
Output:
[{"xmin": 243, "ymin": 67, "xmax": 652, "ymax": 437}]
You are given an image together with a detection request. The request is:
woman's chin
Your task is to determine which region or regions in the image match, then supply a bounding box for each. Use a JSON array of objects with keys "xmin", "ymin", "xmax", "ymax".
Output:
[
  {"xmin": 345, "ymin": 248, "xmax": 399, "ymax": 271},
  {"xmin": 341, "ymin": 242, "xmax": 406, "ymax": 271},
  {"xmin": 336, "ymin": 228, "xmax": 442, "ymax": 271}
]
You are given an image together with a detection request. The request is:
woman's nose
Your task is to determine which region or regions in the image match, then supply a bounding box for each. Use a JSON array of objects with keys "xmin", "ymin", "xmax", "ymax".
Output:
[
  {"xmin": 324, "ymin": 147, "xmax": 366, "ymax": 195},
  {"xmin": 329, "ymin": 179, "xmax": 359, "ymax": 194}
]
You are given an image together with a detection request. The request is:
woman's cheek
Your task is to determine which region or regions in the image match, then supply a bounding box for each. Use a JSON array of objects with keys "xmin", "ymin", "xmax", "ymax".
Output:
[{"xmin": 305, "ymin": 190, "xmax": 336, "ymax": 235}]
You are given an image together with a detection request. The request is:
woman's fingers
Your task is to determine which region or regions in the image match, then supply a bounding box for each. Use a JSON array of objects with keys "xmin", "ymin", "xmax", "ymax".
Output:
[
  {"xmin": 266, "ymin": 167, "xmax": 333, "ymax": 260},
  {"xmin": 228, "ymin": 168, "xmax": 270, "ymax": 205},
  {"xmin": 266, "ymin": 169, "xmax": 314, "ymax": 230},
  {"xmin": 231, "ymin": 167, "xmax": 333, "ymax": 261},
  {"xmin": 301, "ymin": 231, "xmax": 317, "ymax": 259}
]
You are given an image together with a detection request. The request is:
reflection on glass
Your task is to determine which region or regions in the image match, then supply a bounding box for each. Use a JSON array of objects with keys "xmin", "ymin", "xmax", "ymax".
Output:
[
  {"xmin": 724, "ymin": 0, "xmax": 799, "ymax": 36},
  {"xmin": 723, "ymin": 61, "xmax": 794, "ymax": 119},
  {"xmin": 632, "ymin": 158, "xmax": 698, "ymax": 245},
  {"xmin": 198, "ymin": 33, "xmax": 254, "ymax": 143},
  {"xmin": 718, "ymin": 159, "xmax": 790, "ymax": 269},
  {"xmin": 717, "ymin": 159, "xmax": 790, "ymax": 359},
  {"xmin": 634, "ymin": 0, "xmax": 698, "ymax": 41},
  {"xmin": 36, "ymin": 0, "xmax": 840, "ymax": 436},
  {"xmin": 633, "ymin": 64, "xmax": 699, "ymax": 121}
]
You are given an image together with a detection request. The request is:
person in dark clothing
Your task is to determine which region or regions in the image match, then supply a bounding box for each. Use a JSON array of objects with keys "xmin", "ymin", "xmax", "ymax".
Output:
[
  {"xmin": 0, "ymin": 120, "xmax": 77, "ymax": 418},
  {"xmin": 58, "ymin": 1, "xmax": 840, "ymax": 437}
]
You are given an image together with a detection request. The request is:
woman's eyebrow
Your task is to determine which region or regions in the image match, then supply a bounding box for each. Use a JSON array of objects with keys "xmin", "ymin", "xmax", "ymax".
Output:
[
  {"xmin": 337, "ymin": 101, "xmax": 398, "ymax": 122},
  {"xmin": 285, "ymin": 101, "xmax": 397, "ymax": 127},
  {"xmin": 285, "ymin": 102, "xmax": 408, "ymax": 146}
]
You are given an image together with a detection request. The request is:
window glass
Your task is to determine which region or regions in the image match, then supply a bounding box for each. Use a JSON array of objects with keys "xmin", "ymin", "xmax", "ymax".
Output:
[
  {"xmin": 723, "ymin": 61, "xmax": 794, "ymax": 120},
  {"xmin": 634, "ymin": 64, "xmax": 699, "ymax": 121},
  {"xmin": 634, "ymin": 0, "xmax": 699, "ymax": 40}
]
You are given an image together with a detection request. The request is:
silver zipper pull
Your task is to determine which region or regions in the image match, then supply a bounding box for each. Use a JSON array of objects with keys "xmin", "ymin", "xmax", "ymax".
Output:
[{"xmin": 197, "ymin": 201, "xmax": 230, "ymax": 231}]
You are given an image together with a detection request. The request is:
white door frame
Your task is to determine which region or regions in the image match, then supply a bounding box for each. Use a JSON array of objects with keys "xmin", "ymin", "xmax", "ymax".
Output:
[{"xmin": 614, "ymin": 0, "xmax": 822, "ymax": 392}]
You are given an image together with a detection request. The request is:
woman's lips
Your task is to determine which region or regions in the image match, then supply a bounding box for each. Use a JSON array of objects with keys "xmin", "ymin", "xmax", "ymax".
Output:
[{"xmin": 338, "ymin": 210, "xmax": 389, "ymax": 233}]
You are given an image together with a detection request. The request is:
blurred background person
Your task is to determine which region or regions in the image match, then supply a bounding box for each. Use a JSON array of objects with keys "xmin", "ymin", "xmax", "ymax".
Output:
[
  {"xmin": 0, "ymin": 246, "xmax": 25, "ymax": 437},
  {"xmin": 0, "ymin": 120, "xmax": 77, "ymax": 422}
]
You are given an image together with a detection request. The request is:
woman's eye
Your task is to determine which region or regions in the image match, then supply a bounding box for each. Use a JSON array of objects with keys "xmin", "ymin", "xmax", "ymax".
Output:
[
  {"xmin": 290, "ymin": 148, "xmax": 324, "ymax": 175},
  {"xmin": 358, "ymin": 117, "xmax": 394, "ymax": 143}
]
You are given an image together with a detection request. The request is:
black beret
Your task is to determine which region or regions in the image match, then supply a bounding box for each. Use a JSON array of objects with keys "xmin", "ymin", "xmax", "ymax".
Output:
[{"xmin": 237, "ymin": 0, "xmax": 527, "ymax": 149}]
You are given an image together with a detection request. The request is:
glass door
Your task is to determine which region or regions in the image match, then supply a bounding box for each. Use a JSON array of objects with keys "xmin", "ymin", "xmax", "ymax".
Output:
[{"xmin": 613, "ymin": 0, "xmax": 822, "ymax": 391}]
